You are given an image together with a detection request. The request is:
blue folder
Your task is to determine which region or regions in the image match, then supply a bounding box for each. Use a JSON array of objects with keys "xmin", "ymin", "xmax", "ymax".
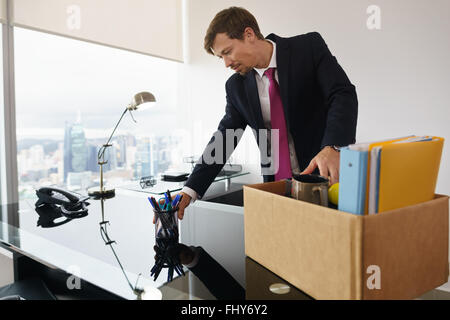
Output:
[
  {"xmin": 374, "ymin": 148, "xmax": 381, "ymax": 213},
  {"xmin": 338, "ymin": 147, "xmax": 368, "ymax": 215}
]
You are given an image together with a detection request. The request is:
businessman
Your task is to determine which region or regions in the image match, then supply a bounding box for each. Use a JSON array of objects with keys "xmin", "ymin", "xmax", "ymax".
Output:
[{"xmin": 174, "ymin": 7, "xmax": 358, "ymax": 220}]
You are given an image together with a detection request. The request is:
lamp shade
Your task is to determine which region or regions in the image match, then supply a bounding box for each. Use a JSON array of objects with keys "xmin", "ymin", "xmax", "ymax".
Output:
[{"xmin": 128, "ymin": 92, "xmax": 156, "ymax": 111}]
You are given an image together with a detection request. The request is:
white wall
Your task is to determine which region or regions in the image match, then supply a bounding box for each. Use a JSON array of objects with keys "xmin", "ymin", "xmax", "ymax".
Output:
[{"xmin": 180, "ymin": 0, "xmax": 450, "ymax": 193}]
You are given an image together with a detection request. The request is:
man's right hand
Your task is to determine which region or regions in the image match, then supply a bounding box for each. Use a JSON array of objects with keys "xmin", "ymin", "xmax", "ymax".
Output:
[
  {"xmin": 176, "ymin": 191, "xmax": 191, "ymax": 220},
  {"xmin": 152, "ymin": 191, "xmax": 192, "ymax": 224}
]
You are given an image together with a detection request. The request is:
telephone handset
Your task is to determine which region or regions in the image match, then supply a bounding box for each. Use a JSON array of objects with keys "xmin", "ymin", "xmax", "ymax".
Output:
[{"xmin": 35, "ymin": 187, "xmax": 90, "ymax": 219}]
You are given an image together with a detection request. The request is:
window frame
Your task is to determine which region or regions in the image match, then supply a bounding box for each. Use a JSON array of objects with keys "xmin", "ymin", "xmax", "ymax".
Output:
[{"xmin": 1, "ymin": 0, "xmax": 19, "ymax": 205}]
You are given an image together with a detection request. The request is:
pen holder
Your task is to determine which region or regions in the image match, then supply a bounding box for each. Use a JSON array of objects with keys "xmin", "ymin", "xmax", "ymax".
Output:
[
  {"xmin": 154, "ymin": 207, "xmax": 179, "ymax": 241},
  {"xmin": 151, "ymin": 205, "xmax": 185, "ymax": 282}
]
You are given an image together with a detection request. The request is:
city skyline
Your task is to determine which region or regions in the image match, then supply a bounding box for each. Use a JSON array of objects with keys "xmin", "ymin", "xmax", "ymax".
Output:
[{"xmin": 17, "ymin": 116, "xmax": 183, "ymax": 199}]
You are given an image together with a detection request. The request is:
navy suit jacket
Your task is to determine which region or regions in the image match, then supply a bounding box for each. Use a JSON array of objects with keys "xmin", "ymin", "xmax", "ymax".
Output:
[{"xmin": 185, "ymin": 32, "xmax": 358, "ymax": 198}]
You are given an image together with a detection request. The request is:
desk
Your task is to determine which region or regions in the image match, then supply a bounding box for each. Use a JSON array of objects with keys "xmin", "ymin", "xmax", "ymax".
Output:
[{"xmin": 0, "ymin": 180, "xmax": 312, "ymax": 300}]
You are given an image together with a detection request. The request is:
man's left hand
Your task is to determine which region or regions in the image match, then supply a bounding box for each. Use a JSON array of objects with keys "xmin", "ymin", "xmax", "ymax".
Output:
[{"xmin": 300, "ymin": 146, "xmax": 340, "ymax": 185}]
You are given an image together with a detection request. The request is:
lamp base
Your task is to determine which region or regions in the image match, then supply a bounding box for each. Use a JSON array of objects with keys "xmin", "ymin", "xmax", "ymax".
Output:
[{"xmin": 87, "ymin": 187, "xmax": 116, "ymax": 199}]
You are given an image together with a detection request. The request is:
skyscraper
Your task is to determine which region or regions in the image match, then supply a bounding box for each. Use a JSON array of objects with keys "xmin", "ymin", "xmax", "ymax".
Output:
[
  {"xmin": 63, "ymin": 119, "xmax": 88, "ymax": 182},
  {"xmin": 87, "ymin": 144, "xmax": 99, "ymax": 173},
  {"xmin": 134, "ymin": 137, "xmax": 153, "ymax": 178},
  {"xmin": 71, "ymin": 122, "xmax": 88, "ymax": 172},
  {"xmin": 63, "ymin": 121, "xmax": 72, "ymax": 182},
  {"xmin": 115, "ymin": 136, "xmax": 127, "ymax": 168}
]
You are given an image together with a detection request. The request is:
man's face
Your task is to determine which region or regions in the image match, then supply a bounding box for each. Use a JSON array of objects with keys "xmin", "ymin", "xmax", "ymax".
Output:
[{"xmin": 211, "ymin": 32, "xmax": 257, "ymax": 75}]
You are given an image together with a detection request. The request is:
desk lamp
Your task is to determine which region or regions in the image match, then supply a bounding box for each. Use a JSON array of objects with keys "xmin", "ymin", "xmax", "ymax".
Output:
[{"xmin": 88, "ymin": 92, "xmax": 156, "ymax": 199}]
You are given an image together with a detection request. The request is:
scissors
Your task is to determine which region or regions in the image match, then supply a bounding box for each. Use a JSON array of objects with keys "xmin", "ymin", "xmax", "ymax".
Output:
[{"xmin": 158, "ymin": 197, "xmax": 166, "ymax": 210}]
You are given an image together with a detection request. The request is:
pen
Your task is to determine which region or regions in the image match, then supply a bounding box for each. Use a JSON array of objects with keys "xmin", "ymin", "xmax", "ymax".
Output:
[
  {"xmin": 148, "ymin": 197, "xmax": 156, "ymax": 210},
  {"xmin": 164, "ymin": 191, "xmax": 172, "ymax": 211},
  {"xmin": 175, "ymin": 194, "xmax": 183, "ymax": 208},
  {"xmin": 168, "ymin": 265, "xmax": 173, "ymax": 282},
  {"xmin": 171, "ymin": 194, "xmax": 181, "ymax": 208},
  {"xmin": 150, "ymin": 197, "xmax": 161, "ymax": 213}
]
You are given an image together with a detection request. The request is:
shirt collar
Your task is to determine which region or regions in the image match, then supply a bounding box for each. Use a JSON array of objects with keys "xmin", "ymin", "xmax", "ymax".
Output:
[{"xmin": 254, "ymin": 39, "xmax": 277, "ymax": 78}]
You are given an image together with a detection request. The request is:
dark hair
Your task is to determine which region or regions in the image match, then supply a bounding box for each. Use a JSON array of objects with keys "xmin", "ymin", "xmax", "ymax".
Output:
[{"xmin": 204, "ymin": 7, "xmax": 264, "ymax": 55}]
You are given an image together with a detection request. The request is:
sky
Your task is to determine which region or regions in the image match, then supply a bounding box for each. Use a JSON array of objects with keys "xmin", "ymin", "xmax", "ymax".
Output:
[{"xmin": 13, "ymin": 27, "xmax": 182, "ymax": 140}]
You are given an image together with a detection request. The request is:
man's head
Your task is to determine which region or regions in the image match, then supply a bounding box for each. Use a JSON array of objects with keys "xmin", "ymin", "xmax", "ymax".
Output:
[{"xmin": 204, "ymin": 7, "xmax": 266, "ymax": 75}]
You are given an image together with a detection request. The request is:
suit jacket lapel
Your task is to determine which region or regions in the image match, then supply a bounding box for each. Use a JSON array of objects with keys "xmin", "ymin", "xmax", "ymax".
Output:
[
  {"xmin": 274, "ymin": 37, "xmax": 292, "ymax": 132},
  {"xmin": 244, "ymin": 70, "xmax": 265, "ymax": 129}
]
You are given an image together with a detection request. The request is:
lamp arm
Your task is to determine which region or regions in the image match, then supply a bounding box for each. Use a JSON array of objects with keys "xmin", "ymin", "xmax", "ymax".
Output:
[{"xmin": 98, "ymin": 107, "xmax": 129, "ymax": 161}]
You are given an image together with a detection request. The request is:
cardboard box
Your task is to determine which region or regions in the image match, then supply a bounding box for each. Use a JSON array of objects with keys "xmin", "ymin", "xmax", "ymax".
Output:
[{"xmin": 243, "ymin": 180, "xmax": 449, "ymax": 300}]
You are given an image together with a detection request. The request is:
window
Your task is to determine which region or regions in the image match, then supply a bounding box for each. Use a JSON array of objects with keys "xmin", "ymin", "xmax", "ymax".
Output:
[{"xmin": 15, "ymin": 27, "xmax": 183, "ymax": 199}]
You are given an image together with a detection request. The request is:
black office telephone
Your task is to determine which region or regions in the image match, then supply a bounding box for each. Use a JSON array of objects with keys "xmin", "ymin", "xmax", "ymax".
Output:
[{"xmin": 35, "ymin": 187, "xmax": 90, "ymax": 219}]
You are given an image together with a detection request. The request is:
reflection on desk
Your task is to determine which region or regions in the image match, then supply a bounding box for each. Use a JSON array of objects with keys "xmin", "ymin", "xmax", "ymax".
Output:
[
  {"xmin": 157, "ymin": 244, "xmax": 245, "ymax": 300},
  {"xmin": 245, "ymin": 258, "xmax": 313, "ymax": 300}
]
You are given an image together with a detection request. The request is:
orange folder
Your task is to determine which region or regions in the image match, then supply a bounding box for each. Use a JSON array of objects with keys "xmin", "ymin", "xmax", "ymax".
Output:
[
  {"xmin": 377, "ymin": 137, "xmax": 444, "ymax": 213},
  {"xmin": 363, "ymin": 136, "xmax": 415, "ymax": 214}
]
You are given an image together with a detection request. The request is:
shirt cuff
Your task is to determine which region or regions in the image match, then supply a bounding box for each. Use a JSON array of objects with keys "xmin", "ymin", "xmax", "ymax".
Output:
[
  {"xmin": 184, "ymin": 246, "xmax": 200, "ymax": 268},
  {"xmin": 181, "ymin": 186, "xmax": 198, "ymax": 203}
]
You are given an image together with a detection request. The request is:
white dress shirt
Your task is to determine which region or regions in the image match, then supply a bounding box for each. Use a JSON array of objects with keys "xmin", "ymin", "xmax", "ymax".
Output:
[{"xmin": 182, "ymin": 40, "xmax": 300, "ymax": 201}]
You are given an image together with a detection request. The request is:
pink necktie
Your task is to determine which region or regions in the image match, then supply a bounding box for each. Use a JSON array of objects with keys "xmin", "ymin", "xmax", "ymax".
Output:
[{"xmin": 264, "ymin": 68, "xmax": 292, "ymax": 180}]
